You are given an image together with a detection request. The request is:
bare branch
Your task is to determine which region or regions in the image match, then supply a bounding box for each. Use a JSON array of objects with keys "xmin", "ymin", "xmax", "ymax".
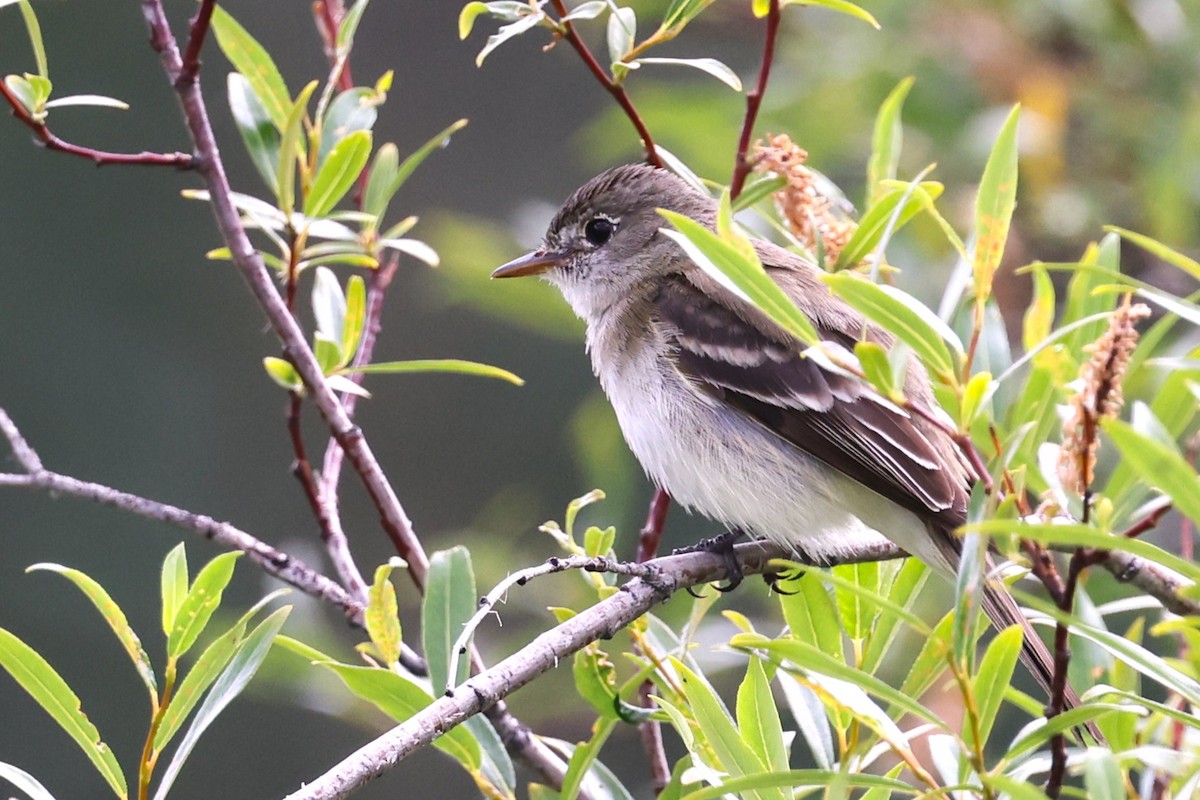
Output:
[
  {"xmin": 729, "ymin": 0, "xmax": 782, "ymax": 197},
  {"xmin": 178, "ymin": 0, "xmax": 217, "ymax": 87},
  {"xmin": 0, "ymin": 78, "xmax": 194, "ymax": 168}
]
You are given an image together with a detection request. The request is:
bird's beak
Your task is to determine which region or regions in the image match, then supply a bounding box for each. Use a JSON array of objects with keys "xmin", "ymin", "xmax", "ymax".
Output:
[{"xmin": 490, "ymin": 249, "xmax": 567, "ymax": 279}]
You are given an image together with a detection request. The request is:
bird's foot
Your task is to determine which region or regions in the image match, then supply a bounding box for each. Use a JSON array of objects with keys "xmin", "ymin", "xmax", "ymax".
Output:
[{"xmin": 673, "ymin": 529, "xmax": 746, "ymax": 595}]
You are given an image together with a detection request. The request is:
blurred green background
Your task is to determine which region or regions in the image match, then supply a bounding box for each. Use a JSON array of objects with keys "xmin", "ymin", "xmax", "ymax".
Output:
[{"xmin": 2, "ymin": 0, "xmax": 1198, "ymax": 797}]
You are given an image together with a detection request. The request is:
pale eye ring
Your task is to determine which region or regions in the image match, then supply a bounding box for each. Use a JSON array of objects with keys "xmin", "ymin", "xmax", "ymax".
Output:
[{"xmin": 584, "ymin": 216, "xmax": 616, "ymax": 246}]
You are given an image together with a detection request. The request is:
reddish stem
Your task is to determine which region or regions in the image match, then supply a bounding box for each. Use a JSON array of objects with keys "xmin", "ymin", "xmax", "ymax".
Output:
[
  {"xmin": 548, "ymin": 0, "xmax": 662, "ymax": 167},
  {"xmin": 729, "ymin": 0, "xmax": 781, "ymax": 196},
  {"xmin": 178, "ymin": 0, "xmax": 217, "ymax": 87},
  {"xmin": 0, "ymin": 80, "xmax": 193, "ymax": 168}
]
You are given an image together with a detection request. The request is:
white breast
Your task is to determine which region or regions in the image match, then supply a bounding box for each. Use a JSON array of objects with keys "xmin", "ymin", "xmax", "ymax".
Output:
[{"xmin": 587, "ymin": 318, "xmax": 933, "ymax": 563}]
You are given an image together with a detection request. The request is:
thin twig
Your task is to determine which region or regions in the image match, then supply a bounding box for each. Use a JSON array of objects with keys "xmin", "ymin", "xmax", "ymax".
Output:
[
  {"xmin": 178, "ymin": 0, "xmax": 217, "ymax": 87},
  {"xmin": 0, "ymin": 79, "xmax": 194, "ymax": 168},
  {"xmin": 314, "ymin": 0, "xmax": 355, "ymax": 92},
  {"xmin": 729, "ymin": 0, "xmax": 781, "ymax": 197},
  {"xmin": 548, "ymin": 0, "xmax": 662, "ymax": 167}
]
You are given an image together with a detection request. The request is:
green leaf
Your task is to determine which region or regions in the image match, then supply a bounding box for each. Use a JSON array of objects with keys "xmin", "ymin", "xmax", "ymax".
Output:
[
  {"xmin": 573, "ymin": 643, "xmax": 620, "ymax": 720},
  {"xmin": 731, "ymin": 175, "xmax": 787, "ymax": 211},
  {"xmin": 660, "ymin": 207, "xmax": 819, "ymax": 346},
  {"xmin": 317, "ymin": 89, "xmax": 376, "ymax": 167},
  {"xmin": 952, "ymin": 530, "xmax": 987, "ymax": 669},
  {"xmin": 866, "ymin": 77, "xmax": 914, "ymax": 206},
  {"xmin": 900, "ymin": 610, "xmax": 954, "ymax": 699},
  {"xmin": 1083, "ymin": 749, "xmax": 1123, "ymax": 800},
  {"xmin": 632, "ymin": 57, "xmax": 742, "ymax": 91},
  {"xmin": 832, "ymin": 561, "xmax": 879, "ymax": 643},
  {"xmin": 969, "ymin": 624, "xmax": 1022, "ymax": 749},
  {"xmin": 837, "ymin": 182, "xmax": 943, "ymax": 268},
  {"xmin": 476, "ymin": 12, "xmax": 544, "ymax": 67},
  {"xmin": 973, "ymin": 105, "xmax": 1020, "ymax": 306},
  {"xmin": 661, "ymin": 0, "xmax": 714, "ymax": 31},
  {"xmin": 777, "ymin": 570, "xmax": 842, "ymax": 662},
  {"xmin": 854, "ymin": 341, "xmax": 897, "ymax": 399},
  {"xmin": 341, "ymin": 358, "xmax": 524, "ymax": 386},
  {"xmin": 27, "ymin": 564, "xmax": 156, "ymax": 701},
  {"xmin": 1105, "ymin": 225, "xmax": 1200, "ymax": 283},
  {"xmin": 367, "ymin": 561, "xmax": 403, "ymax": 667},
  {"xmin": 607, "ymin": 6, "xmax": 636, "ymax": 66},
  {"xmin": 363, "ymin": 143, "xmax": 399, "ymax": 226},
  {"xmin": 0, "ymin": 628, "xmax": 127, "ymax": 799},
  {"xmin": 1108, "ymin": 414, "xmax": 1200, "ymax": 528},
  {"xmin": 1022, "ymin": 266, "xmax": 1055, "ymax": 352},
  {"xmin": 737, "ymin": 658, "xmax": 788, "ymax": 772},
  {"xmin": 783, "ymin": 0, "xmax": 879, "ymax": 29},
  {"xmin": 422, "ymin": 547, "xmax": 476, "ymax": 692},
  {"xmin": 458, "ymin": 2, "xmax": 490, "ymax": 39},
  {"xmin": 321, "ymin": 663, "xmax": 481, "ymax": 768},
  {"xmin": 153, "ymin": 619, "xmax": 244, "ymax": 751},
  {"xmin": 16, "ymin": 0, "xmax": 47, "ymax": 79},
  {"xmin": 379, "ymin": 236, "xmax": 440, "ymax": 266},
  {"xmin": 679, "ymin": 771, "xmax": 912, "ymax": 800},
  {"xmin": 673, "ymin": 660, "xmax": 784, "ymax": 800},
  {"xmin": 861, "ymin": 558, "xmax": 929, "ymax": 674},
  {"xmin": 152, "ymin": 607, "xmax": 290, "ymax": 800},
  {"xmin": 375, "ymin": 119, "xmax": 468, "ymax": 222},
  {"xmin": 227, "ymin": 73, "xmax": 281, "ymax": 193},
  {"xmin": 340, "ymin": 275, "xmax": 366, "ymax": 369},
  {"xmin": 161, "ymin": 543, "xmax": 188, "ymax": 635},
  {"xmin": 210, "ymin": 7, "xmax": 291, "ymax": 130},
  {"xmin": 822, "ymin": 272, "xmax": 960, "ymax": 381},
  {"xmin": 736, "ymin": 635, "xmax": 944, "ymax": 729},
  {"xmin": 262, "ymin": 356, "xmax": 302, "ymax": 391},
  {"xmin": 277, "ymin": 80, "xmax": 319, "ymax": 215},
  {"xmin": 336, "ymin": 0, "xmax": 369, "ymax": 50},
  {"xmin": 560, "ymin": 718, "xmax": 618, "ymax": 800},
  {"xmin": 166, "ymin": 551, "xmax": 241, "ymax": 659}
]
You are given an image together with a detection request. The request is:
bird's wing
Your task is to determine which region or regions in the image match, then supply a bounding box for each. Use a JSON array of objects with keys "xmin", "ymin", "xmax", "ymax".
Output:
[{"xmin": 652, "ymin": 263, "xmax": 969, "ymax": 528}]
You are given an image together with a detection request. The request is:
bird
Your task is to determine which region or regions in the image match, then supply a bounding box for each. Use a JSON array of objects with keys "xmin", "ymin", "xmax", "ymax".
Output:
[{"xmin": 492, "ymin": 162, "xmax": 1083, "ymax": 715}]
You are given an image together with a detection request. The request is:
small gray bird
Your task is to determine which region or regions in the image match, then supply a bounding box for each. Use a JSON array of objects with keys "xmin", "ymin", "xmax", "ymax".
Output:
[{"xmin": 493, "ymin": 163, "xmax": 1080, "ymax": 711}]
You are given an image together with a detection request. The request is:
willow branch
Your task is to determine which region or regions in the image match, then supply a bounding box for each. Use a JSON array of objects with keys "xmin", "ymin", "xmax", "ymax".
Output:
[
  {"xmin": 547, "ymin": 0, "xmax": 662, "ymax": 167},
  {"xmin": 0, "ymin": 79, "xmax": 194, "ymax": 168},
  {"xmin": 729, "ymin": 0, "xmax": 781, "ymax": 196}
]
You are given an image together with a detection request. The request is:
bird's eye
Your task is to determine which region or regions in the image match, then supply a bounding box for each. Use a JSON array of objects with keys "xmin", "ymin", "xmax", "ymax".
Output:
[{"xmin": 584, "ymin": 217, "xmax": 616, "ymax": 246}]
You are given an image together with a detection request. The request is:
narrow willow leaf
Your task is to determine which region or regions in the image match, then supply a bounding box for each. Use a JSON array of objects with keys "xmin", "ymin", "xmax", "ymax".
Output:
[
  {"xmin": 607, "ymin": 6, "xmax": 636, "ymax": 65},
  {"xmin": 1022, "ymin": 266, "xmax": 1055, "ymax": 352},
  {"xmin": 341, "ymin": 358, "xmax": 524, "ymax": 385},
  {"xmin": 837, "ymin": 182, "xmax": 942, "ymax": 267},
  {"xmin": 152, "ymin": 607, "xmax": 290, "ymax": 800},
  {"xmin": 476, "ymin": 12, "xmax": 543, "ymax": 66},
  {"xmin": 362, "ymin": 143, "xmax": 399, "ymax": 225},
  {"xmin": 952, "ymin": 530, "xmax": 987, "ymax": 669},
  {"xmin": 969, "ymin": 624, "xmax": 1022, "ymax": 749},
  {"xmin": 464, "ymin": 715, "xmax": 516, "ymax": 798},
  {"xmin": 210, "ymin": 7, "xmax": 290, "ymax": 130},
  {"xmin": 458, "ymin": 2, "xmax": 490, "ymax": 39},
  {"xmin": 307, "ymin": 130, "xmax": 372, "ymax": 217},
  {"xmin": 561, "ymin": 718, "xmax": 617, "ymax": 800},
  {"xmin": 0, "ymin": 761, "xmax": 57, "ymax": 800},
  {"xmin": 973, "ymin": 105, "xmax": 1020, "ymax": 306},
  {"xmin": 866, "ymin": 77, "xmax": 914, "ymax": 206},
  {"xmin": 276, "ymin": 81, "xmax": 319, "ymax": 215},
  {"xmin": 855, "ymin": 340, "xmax": 896, "ymax": 399},
  {"xmin": 1083, "ymin": 749, "xmax": 1123, "ymax": 800},
  {"xmin": 166, "ymin": 551, "xmax": 241, "ymax": 659},
  {"xmin": 227, "ymin": 73, "xmax": 281, "ymax": 193},
  {"xmin": 372, "ymin": 119, "xmax": 469, "ymax": 222},
  {"xmin": 27, "ymin": 565, "xmax": 156, "ymax": 701},
  {"xmin": 784, "ymin": 0, "xmax": 879, "ymax": 29},
  {"xmin": 16, "ymin": 0, "xmax": 46, "ymax": 78},
  {"xmin": 822, "ymin": 272, "xmax": 959, "ymax": 381},
  {"xmin": 681, "ymin": 771, "xmax": 911, "ymax": 800},
  {"xmin": 321, "ymin": 663, "xmax": 481, "ymax": 768},
  {"xmin": 777, "ymin": 570, "xmax": 842, "ymax": 663},
  {"xmin": 317, "ymin": 89, "xmax": 376, "ymax": 167},
  {"xmin": 0, "ymin": 629, "xmax": 127, "ymax": 799},
  {"xmin": 153, "ymin": 619, "xmax": 245, "ymax": 751},
  {"xmin": 900, "ymin": 611, "xmax": 954, "ymax": 700},
  {"xmin": 959, "ymin": 371, "xmax": 994, "ymax": 430},
  {"xmin": 312, "ymin": 267, "xmax": 347, "ymax": 350},
  {"xmin": 340, "ymin": 275, "xmax": 366, "ymax": 370},
  {"xmin": 660, "ymin": 209, "xmax": 819, "ymax": 345},
  {"xmin": 662, "ymin": 0, "xmax": 714, "ymax": 30},
  {"xmin": 336, "ymin": 0, "xmax": 368, "ymax": 49},
  {"xmin": 861, "ymin": 558, "xmax": 929, "ymax": 674},
  {"xmin": 422, "ymin": 547, "xmax": 476, "ymax": 692},
  {"xmin": 367, "ymin": 561, "xmax": 403, "ymax": 667},
  {"xmin": 731, "ymin": 175, "xmax": 787, "ymax": 211},
  {"xmin": 379, "ymin": 237, "xmax": 440, "ymax": 266},
  {"xmin": 834, "ymin": 561, "xmax": 881, "ymax": 643},
  {"xmin": 673, "ymin": 660, "xmax": 784, "ymax": 800},
  {"xmin": 737, "ymin": 658, "xmax": 788, "ymax": 772},
  {"xmin": 633, "ymin": 57, "xmax": 742, "ymax": 91},
  {"xmin": 737, "ymin": 635, "xmax": 944, "ymax": 729},
  {"xmin": 161, "ymin": 543, "xmax": 188, "ymax": 634},
  {"xmin": 41, "ymin": 94, "xmax": 127, "ymax": 110},
  {"xmin": 1105, "ymin": 225, "xmax": 1200, "ymax": 283}
]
